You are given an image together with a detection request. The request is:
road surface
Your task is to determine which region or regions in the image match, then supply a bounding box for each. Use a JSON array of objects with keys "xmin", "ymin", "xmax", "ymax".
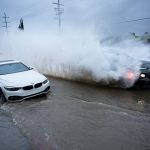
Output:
[{"xmin": 1, "ymin": 77, "xmax": 150, "ymax": 150}]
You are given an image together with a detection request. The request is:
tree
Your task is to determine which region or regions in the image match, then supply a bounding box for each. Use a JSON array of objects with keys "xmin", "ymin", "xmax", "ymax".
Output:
[{"xmin": 18, "ymin": 18, "xmax": 24, "ymax": 30}]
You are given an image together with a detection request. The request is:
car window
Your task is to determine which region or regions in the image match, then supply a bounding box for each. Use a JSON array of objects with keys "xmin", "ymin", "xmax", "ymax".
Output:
[
  {"xmin": 0, "ymin": 63, "xmax": 30, "ymax": 75},
  {"xmin": 141, "ymin": 61, "xmax": 150, "ymax": 69}
]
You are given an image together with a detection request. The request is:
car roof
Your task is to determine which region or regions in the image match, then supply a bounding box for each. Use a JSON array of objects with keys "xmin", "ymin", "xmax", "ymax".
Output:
[{"xmin": 0, "ymin": 60, "xmax": 20, "ymax": 65}]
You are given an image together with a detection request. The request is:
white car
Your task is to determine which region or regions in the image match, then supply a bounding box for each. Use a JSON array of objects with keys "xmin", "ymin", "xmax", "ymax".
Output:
[{"xmin": 0, "ymin": 60, "xmax": 50, "ymax": 103}]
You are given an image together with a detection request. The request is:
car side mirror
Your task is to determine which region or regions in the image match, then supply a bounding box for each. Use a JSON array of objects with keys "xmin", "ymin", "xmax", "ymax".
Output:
[{"xmin": 29, "ymin": 67, "xmax": 34, "ymax": 70}]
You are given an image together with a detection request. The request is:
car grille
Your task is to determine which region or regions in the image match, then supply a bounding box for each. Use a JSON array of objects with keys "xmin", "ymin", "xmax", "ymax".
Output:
[
  {"xmin": 143, "ymin": 73, "xmax": 150, "ymax": 78},
  {"xmin": 22, "ymin": 82, "xmax": 43, "ymax": 91},
  {"xmin": 34, "ymin": 83, "xmax": 42, "ymax": 88},
  {"xmin": 23, "ymin": 85, "xmax": 33, "ymax": 90},
  {"xmin": 147, "ymin": 73, "xmax": 150, "ymax": 78}
]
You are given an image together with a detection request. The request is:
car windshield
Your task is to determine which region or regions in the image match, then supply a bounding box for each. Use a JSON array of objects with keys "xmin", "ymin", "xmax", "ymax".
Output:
[
  {"xmin": 0, "ymin": 62, "xmax": 30, "ymax": 75},
  {"xmin": 141, "ymin": 61, "xmax": 150, "ymax": 69}
]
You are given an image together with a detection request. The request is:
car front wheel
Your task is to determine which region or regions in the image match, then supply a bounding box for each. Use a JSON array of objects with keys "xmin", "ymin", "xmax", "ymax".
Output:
[{"xmin": 0, "ymin": 89, "xmax": 6, "ymax": 104}]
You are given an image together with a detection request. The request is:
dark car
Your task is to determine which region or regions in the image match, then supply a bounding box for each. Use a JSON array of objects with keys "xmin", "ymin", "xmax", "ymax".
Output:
[
  {"xmin": 135, "ymin": 60, "xmax": 150, "ymax": 87},
  {"xmin": 119, "ymin": 60, "xmax": 150, "ymax": 88}
]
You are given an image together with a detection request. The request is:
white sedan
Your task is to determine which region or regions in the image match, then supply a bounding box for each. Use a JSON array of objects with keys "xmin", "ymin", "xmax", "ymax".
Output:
[{"xmin": 0, "ymin": 60, "xmax": 50, "ymax": 103}]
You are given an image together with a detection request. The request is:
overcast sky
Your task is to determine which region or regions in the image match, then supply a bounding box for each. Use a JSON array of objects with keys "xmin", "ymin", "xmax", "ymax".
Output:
[{"xmin": 0, "ymin": 0, "xmax": 150, "ymax": 35}]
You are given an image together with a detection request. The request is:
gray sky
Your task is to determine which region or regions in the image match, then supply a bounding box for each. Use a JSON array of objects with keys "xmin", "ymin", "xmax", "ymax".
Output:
[{"xmin": 0, "ymin": 0, "xmax": 150, "ymax": 35}]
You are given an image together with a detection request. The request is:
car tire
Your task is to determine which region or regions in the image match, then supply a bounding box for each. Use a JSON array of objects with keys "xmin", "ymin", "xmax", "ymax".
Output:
[{"xmin": 0, "ymin": 89, "xmax": 6, "ymax": 104}]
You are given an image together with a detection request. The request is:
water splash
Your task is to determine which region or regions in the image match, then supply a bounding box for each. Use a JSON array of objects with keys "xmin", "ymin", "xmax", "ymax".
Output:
[{"xmin": 0, "ymin": 29, "xmax": 150, "ymax": 87}]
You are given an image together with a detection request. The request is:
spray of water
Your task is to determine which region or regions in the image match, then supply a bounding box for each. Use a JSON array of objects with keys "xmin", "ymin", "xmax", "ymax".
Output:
[{"xmin": 0, "ymin": 28, "xmax": 150, "ymax": 87}]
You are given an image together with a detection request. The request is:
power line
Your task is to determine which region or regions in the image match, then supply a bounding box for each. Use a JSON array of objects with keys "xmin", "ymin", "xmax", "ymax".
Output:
[
  {"xmin": 52, "ymin": 0, "xmax": 64, "ymax": 31},
  {"xmin": 118, "ymin": 17, "xmax": 150, "ymax": 24},
  {"xmin": 2, "ymin": 12, "xmax": 10, "ymax": 33}
]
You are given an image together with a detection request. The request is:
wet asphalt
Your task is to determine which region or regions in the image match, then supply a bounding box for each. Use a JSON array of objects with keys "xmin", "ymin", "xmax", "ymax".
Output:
[
  {"xmin": 0, "ymin": 109, "xmax": 31, "ymax": 150},
  {"xmin": 0, "ymin": 76, "xmax": 150, "ymax": 150}
]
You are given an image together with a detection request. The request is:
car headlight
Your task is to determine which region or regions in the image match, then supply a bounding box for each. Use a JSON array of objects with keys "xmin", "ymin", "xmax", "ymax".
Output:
[
  {"xmin": 140, "ymin": 73, "xmax": 146, "ymax": 78},
  {"xmin": 43, "ymin": 79, "xmax": 48, "ymax": 84},
  {"xmin": 126, "ymin": 71, "xmax": 135, "ymax": 80},
  {"xmin": 4, "ymin": 87, "xmax": 21, "ymax": 91}
]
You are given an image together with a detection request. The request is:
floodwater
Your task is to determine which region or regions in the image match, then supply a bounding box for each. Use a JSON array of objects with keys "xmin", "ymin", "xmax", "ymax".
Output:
[{"xmin": 1, "ymin": 77, "xmax": 150, "ymax": 150}]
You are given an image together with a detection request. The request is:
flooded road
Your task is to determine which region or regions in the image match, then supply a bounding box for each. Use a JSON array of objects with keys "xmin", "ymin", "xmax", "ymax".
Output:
[{"xmin": 1, "ymin": 77, "xmax": 150, "ymax": 150}]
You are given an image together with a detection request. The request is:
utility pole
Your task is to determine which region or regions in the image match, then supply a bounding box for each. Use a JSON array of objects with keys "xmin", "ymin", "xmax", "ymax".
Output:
[
  {"xmin": 2, "ymin": 12, "xmax": 10, "ymax": 33},
  {"xmin": 52, "ymin": 0, "xmax": 64, "ymax": 31}
]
